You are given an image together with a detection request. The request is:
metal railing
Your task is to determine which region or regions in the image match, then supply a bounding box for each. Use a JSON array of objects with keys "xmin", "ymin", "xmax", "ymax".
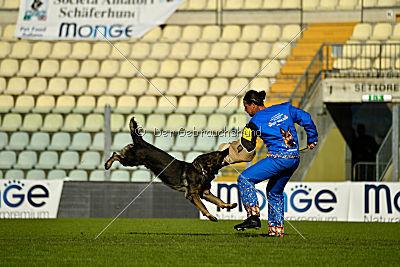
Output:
[
  {"xmin": 376, "ymin": 126, "xmax": 392, "ymax": 181},
  {"xmin": 353, "ymin": 161, "xmax": 376, "ymax": 181}
]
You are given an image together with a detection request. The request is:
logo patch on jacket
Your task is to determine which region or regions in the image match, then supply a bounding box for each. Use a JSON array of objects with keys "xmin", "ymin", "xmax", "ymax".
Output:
[{"xmin": 280, "ymin": 127, "xmax": 296, "ymax": 148}]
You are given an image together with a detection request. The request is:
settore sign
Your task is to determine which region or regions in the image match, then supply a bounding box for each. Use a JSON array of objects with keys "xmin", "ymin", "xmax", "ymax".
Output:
[
  {"xmin": 0, "ymin": 179, "xmax": 63, "ymax": 219},
  {"xmin": 15, "ymin": 0, "xmax": 184, "ymax": 40},
  {"xmin": 200, "ymin": 182, "xmax": 400, "ymax": 222},
  {"xmin": 323, "ymin": 78, "xmax": 400, "ymax": 103}
]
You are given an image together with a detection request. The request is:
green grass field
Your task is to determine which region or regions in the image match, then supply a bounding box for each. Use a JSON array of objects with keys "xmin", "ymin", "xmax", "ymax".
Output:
[{"xmin": 0, "ymin": 218, "xmax": 399, "ymax": 265}]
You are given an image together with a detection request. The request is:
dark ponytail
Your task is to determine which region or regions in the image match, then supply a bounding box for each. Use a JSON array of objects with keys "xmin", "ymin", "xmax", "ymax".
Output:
[{"xmin": 243, "ymin": 90, "xmax": 266, "ymax": 106}]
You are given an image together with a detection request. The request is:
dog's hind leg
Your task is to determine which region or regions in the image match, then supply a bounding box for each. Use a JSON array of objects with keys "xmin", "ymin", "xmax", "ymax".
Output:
[
  {"xmin": 190, "ymin": 193, "xmax": 218, "ymax": 222},
  {"xmin": 202, "ymin": 189, "xmax": 237, "ymax": 210},
  {"xmin": 105, "ymin": 152, "xmax": 122, "ymax": 170}
]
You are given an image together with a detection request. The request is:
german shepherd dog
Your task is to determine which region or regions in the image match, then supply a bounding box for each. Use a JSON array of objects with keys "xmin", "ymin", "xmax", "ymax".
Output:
[
  {"xmin": 105, "ymin": 117, "xmax": 237, "ymax": 222},
  {"xmin": 280, "ymin": 127, "xmax": 296, "ymax": 148}
]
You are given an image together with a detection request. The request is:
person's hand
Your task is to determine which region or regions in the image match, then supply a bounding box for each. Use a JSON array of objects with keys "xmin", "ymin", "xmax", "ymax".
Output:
[{"xmin": 308, "ymin": 142, "xmax": 317, "ymax": 150}]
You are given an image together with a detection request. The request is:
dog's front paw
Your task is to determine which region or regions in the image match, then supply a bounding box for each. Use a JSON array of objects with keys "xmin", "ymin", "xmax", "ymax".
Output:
[
  {"xmin": 207, "ymin": 214, "xmax": 218, "ymax": 222},
  {"xmin": 228, "ymin": 203, "xmax": 237, "ymax": 209}
]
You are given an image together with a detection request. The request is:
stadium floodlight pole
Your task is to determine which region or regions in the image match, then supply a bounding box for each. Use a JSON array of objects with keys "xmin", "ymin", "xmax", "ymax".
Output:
[
  {"xmin": 225, "ymin": 156, "xmax": 307, "ymax": 240},
  {"xmin": 95, "ymin": 28, "xmax": 177, "ymax": 109},
  {"xmin": 223, "ymin": 27, "xmax": 306, "ymax": 109},
  {"xmin": 94, "ymin": 158, "xmax": 177, "ymax": 240}
]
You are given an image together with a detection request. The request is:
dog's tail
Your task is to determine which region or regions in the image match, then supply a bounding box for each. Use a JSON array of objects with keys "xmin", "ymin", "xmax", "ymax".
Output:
[{"xmin": 129, "ymin": 116, "xmax": 144, "ymax": 144}]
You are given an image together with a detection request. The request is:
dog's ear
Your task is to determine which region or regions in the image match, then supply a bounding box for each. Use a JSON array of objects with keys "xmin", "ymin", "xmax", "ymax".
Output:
[{"xmin": 280, "ymin": 128, "xmax": 285, "ymax": 135}]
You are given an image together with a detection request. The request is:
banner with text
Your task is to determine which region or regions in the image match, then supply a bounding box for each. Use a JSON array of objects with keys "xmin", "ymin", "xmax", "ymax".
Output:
[
  {"xmin": 0, "ymin": 179, "xmax": 64, "ymax": 219},
  {"xmin": 15, "ymin": 0, "xmax": 184, "ymax": 40},
  {"xmin": 200, "ymin": 182, "xmax": 400, "ymax": 223}
]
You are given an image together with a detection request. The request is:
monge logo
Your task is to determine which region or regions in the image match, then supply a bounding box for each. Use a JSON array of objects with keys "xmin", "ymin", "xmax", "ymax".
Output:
[
  {"xmin": 285, "ymin": 184, "xmax": 337, "ymax": 213},
  {"xmin": 0, "ymin": 180, "xmax": 49, "ymax": 208},
  {"xmin": 364, "ymin": 184, "xmax": 400, "ymax": 214},
  {"xmin": 24, "ymin": 0, "xmax": 48, "ymax": 21}
]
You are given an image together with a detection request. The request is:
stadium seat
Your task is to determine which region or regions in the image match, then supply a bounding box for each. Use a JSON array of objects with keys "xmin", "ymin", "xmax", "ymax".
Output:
[
  {"xmin": 0, "ymin": 113, "xmax": 22, "ymax": 131},
  {"xmin": 2, "ymin": 24, "xmax": 16, "ymax": 41},
  {"xmin": 318, "ymin": 0, "xmax": 337, "ymax": 10},
  {"xmin": 48, "ymin": 170, "xmax": 67, "ymax": 180},
  {"xmin": 165, "ymin": 114, "xmax": 186, "ymax": 131},
  {"xmin": 53, "ymin": 95, "xmax": 76, "ymax": 114},
  {"xmin": 159, "ymin": 60, "xmax": 179, "ymax": 77},
  {"xmin": 154, "ymin": 96, "xmax": 177, "ymax": 114},
  {"xmin": 216, "ymin": 96, "xmax": 239, "ymax": 114},
  {"xmin": 5, "ymin": 170, "xmax": 24, "ymax": 180},
  {"xmin": 49, "ymin": 42, "xmax": 71, "ymax": 59},
  {"xmin": 382, "ymin": 40, "xmax": 400, "ymax": 57},
  {"xmin": 4, "ymin": 77, "xmax": 26, "ymax": 95},
  {"xmin": 77, "ymin": 151, "xmax": 101, "ymax": 170},
  {"xmin": 189, "ymin": 42, "xmax": 210, "ymax": 59},
  {"xmin": 259, "ymin": 59, "xmax": 281, "ymax": 77},
  {"xmin": 337, "ymin": 0, "xmax": 358, "ymax": 10},
  {"xmin": 180, "ymin": 25, "xmax": 201, "ymax": 42},
  {"xmin": 27, "ymin": 132, "xmax": 50, "ymax": 151},
  {"xmin": 111, "ymin": 170, "xmax": 131, "ymax": 182},
  {"xmin": 370, "ymin": 23, "xmax": 392, "ymax": 41},
  {"xmin": 208, "ymin": 78, "xmax": 229, "ymax": 96},
  {"xmin": 110, "ymin": 42, "xmax": 131, "ymax": 59},
  {"xmin": 131, "ymin": 170, "xmax": 152, "ymax": 182},
  {"xmin": 107, "ymin": 78, "xmax": 127, "ymax": 96},
  {"xmin": 12, "ymin": 95, "xmax": 34, "ymax": 113},
  {"xmin": 167, "ymin": 78, "xmax": 188, "ymax": 95},
  {"xmin": 360, "ymin": 41, "xmax": 381, "ymax": 58},
  {"xmin": 150, "ymin": 42, "xmax": 170, "ymax": 59},
  {"xmin": 64, "ymin": 77, "xmax": 86, "ymax": 95},
  {"xmin": 175, "ymin": 95, "xmax": 198, "ymax": 113},
  {"xmin": 240, "ymin": 25, "xmax": 260, "ymax": 41},
  {"xmin": 41, "ymin": 114, "xmax": 63, "ymax": 132},
  {"xmin": 178, "ymin": 60, "xmax": 199, "ymax": 77},
  {"xmin": 281, "ymin": 24, "xmax": 301, "ymax": 42},
  {"xmin": 0, "ymin": 151, "xmax": 16, "ymax": 169},
  {"xmin": 111, "ymin": 132, "xmax": 132, "ymax": 151},
  {"xmin": 173, "ymin": 135, "xmax": 195, "ymax": 152},
  {"xmin": 31, "ymin": 42, "xmax": 50, "ymax": 59},
  {"xmin": 303, "ymin": 0, "xmax": 319, "ymax": 10},
  {"xmin": 98, "ymin": 60, "xmax": 119, "ymax": 78},
  {"xmin": 187, "ymin": 114, "xmax": 207, "ymax": 131},
  {"xmin": 0, "ymin": 41, "xmax": 11, "ymax": 58},
  {"xmin": 0, "ymin": 132, "xmax": 7, "ymax": 150},
  {"xmin": 220, "ymin": 25, "xmax": 241, "ymax": 42},
  {"xmin": 56, "ymin": 151, "xmax": 79, "ymax": 169},
  {"xmin": 227, "ymin": 77, "xmax": 249, "ymax": 95},
  {"xmin": 110, "ymin": 114, "xmax": 125, "ymax": 132},
  {"xmin": 18, "ymin": 59, "xmax": 39, "ymax": 77},
  {"xmin": 38, "ymin": 59, "xmax": 59, "ymax": 77},
  {"xmin": 26, "ymin": 170, "xmax": 46, "ymax": 180},
  {"xmin": 142, "ymin": 131, "xmax": 154, "ymax": 144},
  {"xmin": 79, "ymin": 60, "xmax": 100, "ymax": 78},
  {"xmin": 238, "ymin": 60, "xmax": 260, "ymax": 77},
  {"xmin": 377, "ymin": 0, "xmax": 396, "ymax": 6},
  {"xmin": 0, "ymin": 95, "xmax": 13, "ymax": 113},
  {"xmin": 207, "ymin": 114, "xmax": 227, "ymax": 131},
  {"xmin": 0, "ymin": 77, "xmax": 5, "ymax": 93},
  {"xmin": 395, "ymin": 58, "xmax": 400, "ymax": 70},
  {"xmin": 228, "ymin": 113, "xmax": 247, "ymax": 130},
  {"xmin": 20, "ymin": 114, "xmax": 42, "ymax": 132},
  {"xmin": 89, "ymin": 170, "xmax": 106, "ymax": 181},
  {"xmin": 136, "ymin": 96, "xmax": 157, "ymax": 114},
  {"xmin": 282, "ymin": 0, "xmax": 301, "ymax": 8},
  {"xmin": 342, "ymin": 40, "xmax": 362, "ymax": 58},
  {"xmin": 209, "ymin": 42, "xmax": 230, "ymax": 59},
  {"xmin": 70, "ymin": 42, "xmax": 91, "ymax": 59},
  {"xmin": 119, "ymin": 60, "xmax": 139, "ymax": 78},
  {"xmin": 115, "ymin": 96, "xmax": 136, "ymax": 114},
  {"xmin": 185, "ymin": 151, "xmax": 202, "ymax": 162},
  {"xmin": 270, "ymin": 42, "xmax": 292, "ymax": 59},
  {"xmin": 36, "ymin": 151, "xmax": 58, "ymax": 170},
  {"xmin": 145, "ymin": 114, "xmax": 166, "ymax": 131},
  {"xmin": 74, "ymin": 96, "xmax": 95, "ymax": 114},
  {"xmin": 58, "ymin": 59, "xmax": 79, "ymax": 77},
  {"xmin": 90, "ymin": 132, "xmax": 104, "ymax": 151},
  {"xmin": 198, "ymin": 59, "xmax": 219, "ymax": 77},
  {"xmin": 260, "ymin": 25, "xmax": 281, "ymax": 42},
  {"xmin": 141, "ymin": 26, "xmax": 162, "ymax": 42},
  {"xmin": 225, "ymin": 0, "xmax": 244, "ymax": 9},
  {"xmin": 363, "ymin": 0, "xmax": 376, "ymax": 7},
  {"xmin": 373, "ymin": 58, "xmax": 392, "ymax": 70},
  {"xmin": 188, "ymin": 0, "xmax": 207, "ymax": 9},
  {"xmin": 140, "ymin": 59, "xmax": 159, "ymax": 78},
  {"xmin": 32, "ymin": 95, "xmax": 55, "ymax": 113},
  {"xmin": 201, "ymin": 25, "xmax": 221, "ymax": 42},
  {"xmin": 218, "ymin": 59, "xmax": 239, "ymax": 77},
  {"xmin": 161, "ymin": 25, "xmax": 182, "ymax": 42},
  {"xmin": 89, "ymin": 43, "xmax": 111, "ymax": 59},
  {"xmin": 68, "ymin": 170, "xmax": 88, "ymax": 181},
  {"xmin": 6, "ymin": 132, "xmax": 29, "ymax": 150},
  {"xmin": 15, "ymin": 151, "xmax": 37, "ymax": 169},
  {"xmin": 130, "ymin": 42, "xmax": 150, "ymax": 59},
  {"xmin": 82, "ymin": 114, "xmax": 104, "ymax": 132},
  {"xmin": 250, "ymin": 77, "xmax": 270, "ymax": 92},
  {"xmin": 0, "ymin": 59, "xmax": 18, "ymax": 77},
  {"xmin": 10, "ymin": 41, "xmax": 31, "ymax": 59},
  {"xmin": 230, "ymin": 42, "xmax": 250, "ymax": 59},
  {"xmin": 61, "ymin": 114, "xmax": 84, "ymax": 132},
  {"xmin": 69, "ymin": 132, "xmax": 91, "ymax": 151},
  {"xmin": 170, "ymin": 42, "xmax": 190, "ymax": 59},
  {"xmin": 193, "ymin": 135, "xmax": 216, "ymax": 152},
  {"xmin": 186, "ymin": 78, "xmax": 208, "ymax": 96},
  {"xmin": 353, "ymin": 58, "xmax": 372, "ymax": 70},
  {"xmin": 86, "ymin": 78, "xmax": 107, "ymax": 96},
  {"xmin": 25, "ymin": 77, "xmax": 47, "ymax": 95},
  {"xmin": 197, "ymin": 96, "xmax": 218, "ymax": 113},
  {"xmin": 48, "ymin": 132, "xmax": 71, "ymax": 151},
  {"xmin": 96, "ymin": 95, "xmax": 116, "ymax": 113},
  {"xmin": 154, "ymin": 135, "xmax": 174, "ymax": 151},
  {"xmin": 148, "ymin": 78, "xmax": 168, "ymax": 95},
  {"xmin": 351, "ymin": 23, "xmax": 372, "ymax": 41}
]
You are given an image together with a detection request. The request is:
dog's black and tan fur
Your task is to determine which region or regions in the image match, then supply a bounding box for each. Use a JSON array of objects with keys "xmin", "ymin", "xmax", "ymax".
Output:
[{"xmin": 105, "ymin": 117, "xmax": 237, "ymax": 221}]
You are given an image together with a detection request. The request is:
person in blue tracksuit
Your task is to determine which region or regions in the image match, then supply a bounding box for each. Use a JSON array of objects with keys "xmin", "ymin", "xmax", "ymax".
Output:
[{"xmin": 233, "ymin": 90, "xmax": 318, "ymax": 236}]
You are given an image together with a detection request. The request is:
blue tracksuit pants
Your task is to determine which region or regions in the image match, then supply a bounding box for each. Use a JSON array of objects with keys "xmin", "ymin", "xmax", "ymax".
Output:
[{"xmin": 238, "ymin": 156, "xmax": 300, "ymax": 227}]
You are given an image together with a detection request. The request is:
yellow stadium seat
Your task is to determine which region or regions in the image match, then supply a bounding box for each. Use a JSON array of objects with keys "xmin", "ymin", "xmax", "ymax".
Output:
[
  {"xmin": 10, "ymin": 41, "xmax": 31, "ymax": 59},
  {"xmin": 0, "ymin": 95, "xmax": 14, "ymax": 113},
  {"xmin": 209, "ymin": 42, "xmax": 230, "ymax": 59},
  {"xmin": 87, "ymin": 78, "xmax": 107, "ymax": 95},
  {"xmin": 208, "ymin": 78, "xmax": 229, "ymax": 95},
  {"xmin": 377, "ymin": 0, "xmax": 396, "ymax": 7},
  {"xmin": 165, "ymin": 114, "xmax": 186, "ymax": 131},
  {"xmin": 373, "ymin": 58, "xmax": 392, "ymax": 70},
  {"xmin": 0, "ymin": 77, "xmax": 6, "ymax": 93},
  {"xmin": 95, "ymin": 95, "xmax": 116, "ymax": 113},
  {"xmin": 147, "ymin": 77, "xmax": 168, "ymax": 95},
  {"xmin": 4, "ymin": 77, "xmax": 26, "ymax": 95},
  {"xmin": 351, "ymin": 23, "xmax": 372, "ymax": 41},
  {"xmin": 270, "ymin": 42, "xmax": 292, "ymax": 59},
  {"xmin": 382, "ymin": 40, "xmax": 400, "ymax": 57},
  {"xmin": 240, "ymin": 25, "xmax": 260, "ymax": 41},
  {"xmin": 238, "ymin": 59, "xmax": 260, "ymax": 77},
  {"xmin": 0, "ymin": 59, "xmax": 18, "ymax": 77},
  {"xmin": 136, "ymin": 95, "xmax": 157, "ymax": 114},
  {"xmin": 353, "ymin": 58, "xmax": 371, "ymax": 70},
  {"xmin": 249, "ymin": 42, "xmax": 271, "ymax": 59},
  {"xmin": 186, "ymin": 78, "xmax": 208, "ymax": 96},
  {"xmin": 282, "ymin": 0, "xmax": 300, "ymax": 8},
  {"xmin": 220, "ymin": 25, "xmax": 241, "ymax": 42},
  {"xmin": 201, "ymin": 25, "xmax": 221, "ymax": 42},
  {"xmin": 197, "ymin": 95, "xmax": 218, "ymax": 113},
  {"xmin": 259, "ymin": 59, "xmax": 281, "ymax": 77},
  {"xmin": 224, "ymin": 0, "xmax": 243, "ymax": 9},
  {"xmin": 181, "ymin": 25, "xmax": 201, "ymax": 42},
  {"xmin": 53, "ymin": 95, "xmax": 75, "ymax": 114},
  {"xmin": 145, "ymin": 114, "xmax": 165, "ymax": 131},
  {"xmin": 3, "ymin": 0, "xmax": 19, "ymax": 8},
  {"xmin": 41, "ymin": 114, "xmax": 63, "ymax": 132},
  {"xmin": 58, "ymin": 59, "xmax": 79, "ymax": 77},
  {"xmin": 48, "ymin": 77, "xmax": 67, "ymax": 95},
  {"xmin": 126, "ymin": 78, "xmax": 148, "ymax": 95},
  {"xmin": 303, "ymin": 0, "xmax": 319, "ymax": 10},
  {"xmin": 178, "ymin": 59, "xmax": 199, "ymax": 77},
  {"xmin": 281, "ymin": 24, "xmax": 301, "ymax": 42},
  {"xmin": 188, "ymin": 0, "xmax": 207, "ymax": 9},
  {"xmin": 32, "ymin": 95, "xmax": 55, "ymax": 113},
  {"xmin": 141, "ymin": 26, "xmax": 162, "ymax": 42},
  {"xmin": 371, "ymin": 23, "xmax": 392, "ymax": 41},
  {"xmin": 64, "ymin": 78, "xmax": 87, "ymax": 96},
  {"xmin": 110, "ymin": 42, "xmax": 131, "ymax": 59},
  {"xmin": 167, "ymin": 78, "xmax": 188, "ymax": 95},
  {"xmin": 216, "ymin": 96, "xmax": 239, "ymax": 114},
  {"xmin": 0, "ymin": 113, "xmax": 21, "ymax": 131},
  {"xmin": 207, "ymin": 114, "xmax": 227, "ymax": 131},
  {"xmin": 38, "ymin": 59, "xmax": 59, "ymax": 77},
  {"xmin": 318, "ymin": 0, "xmax": 338, "ymax": 10},
  {"xmin": 342, "ymin": 40, "xmax": 362, "ymax": 58},
  {"xmin": 154, "ymin": 96, "xmax": 177, "ymax": 114},
  {"xmin": 159, "ymin": 60, "xmax": 179, "ymax": 77},
  {"xmin": 337, "ymin": 0, "xmax": 358, "ymax": 10},
  {"xmin": 160, "ymin": 25, "xmax": 181, "ymax": 42},
  {"xmin": 18, "ymin": 59, "xmax": 39, "ymax": 77},
  {"xmin": 170, "ymin": 42, "xmax": 190, "ymax": 59},
  {"xmin": 189, "ymin": 42, "xmax": 210, "ymax": 59},
  {"xmin": 175, "ymin": 95, "xmax": 198, "ymax": 113},
  {"xmin": 260, "ymin": 24, "xmax": 281, "ymax": 42},
  {"xmin": 79, "ymin": 59, "xmax": 100, "ymax": 78},
  {"xmin": 263, "ymin": 0, "xmax": 281, "ymax": 9},
  {"xmin": 140, "ymin": 59, "xmax": 159, "ymax": 78},
  {"xmin": 89, "ymin": 43, "xmax": 111, "ymax": 59},
  {"xmin": 2, "ymin": 24, "xmax": 16, "ymax": 41},
  {"xmin": 98, "ymin": 60, "xmax": 119, "ymax": 78},
  {"xmin": 30, "ymin": 42, "xmax": 51, "ymax": 59},
  {"xmin": 360, "ymin": 40, "xmax": 381, "ymax": 58},
  {"xmin": 227, "ymin": 77, "xmax": 249, "ymax": 95},
  {"xmin": 250, "ymin": 77, "xmax": 270, "ymax": 92},
  {"xmin": 218, "ymin": 59, "xmax": 239, "ymax": 77},
  {"xmin": 198, "ymin": 59, "xmax": 219, "ymax": 77},
  {"xmin": 70, "ymin": 42, "xmax": 91, "ymax": 59},
  {"xmin": 244, "ymin": 0, "xmax": 263, "ymax": 9},
  {"xmin": 119, "ymin": 60, "xmax": 139, "ymax": 78},
  {"xmin": 115, "ymin": 96, "xmax": 136, "ymax": 114},
  {"xmin": 150, "ymin": 42, "xmax": 170, "ymax": 59},
  {"xmin": 74, "ymin": 96, "xmax": 96, "ymax": 114},
  {"xmin": 62, "ymin": 114, "xmax": 84, "ymax": 132},
  {"xmin": 230, "ymin": 42, "xmax": 250, "ymax": 59},
  {"xmin": 0, "ymin": 41, "xmax": 11, "ymax": 58},
  {"xmin": 49, "ymin": 42, "xmax": 71, "ymax": 59},
  {"xmin": 12, "ymin": 95, "xmax": 34, "ymax": 113},
  {"xmin": 107, "ymin": 78, "xmax": 127, "ymax": 95}
]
